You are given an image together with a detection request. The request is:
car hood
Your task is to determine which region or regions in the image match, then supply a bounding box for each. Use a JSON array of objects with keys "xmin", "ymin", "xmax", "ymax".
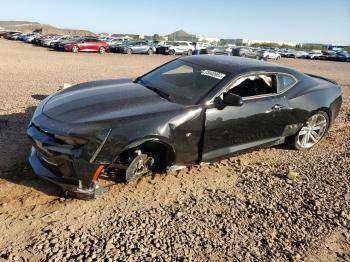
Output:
[{"xmin": 42, "ymin": 78, "xmax": 183, "ymax": 124}]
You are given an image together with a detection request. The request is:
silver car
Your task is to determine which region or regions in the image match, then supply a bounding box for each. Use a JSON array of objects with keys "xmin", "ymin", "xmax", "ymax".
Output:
[{"xmin": 122, "ymin": 41, "xmax": 156, "ymax": 55}]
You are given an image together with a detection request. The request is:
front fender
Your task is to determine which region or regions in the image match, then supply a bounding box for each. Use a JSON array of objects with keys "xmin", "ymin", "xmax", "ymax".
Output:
[{"xmin": 92, "ymin": 106, "xmax": 204, "ymax": 165}]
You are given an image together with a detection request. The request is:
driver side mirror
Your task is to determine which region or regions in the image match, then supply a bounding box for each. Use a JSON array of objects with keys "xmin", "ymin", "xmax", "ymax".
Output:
[{"xmin": 222, "ymin": 93, "xmax": 244, "ymax": 107}]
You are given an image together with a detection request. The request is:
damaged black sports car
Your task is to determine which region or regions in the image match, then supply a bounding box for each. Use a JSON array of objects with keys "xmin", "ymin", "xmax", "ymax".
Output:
[{"xmin": 27, "ymin": 56, "xmax": 342, "ymax": 198}]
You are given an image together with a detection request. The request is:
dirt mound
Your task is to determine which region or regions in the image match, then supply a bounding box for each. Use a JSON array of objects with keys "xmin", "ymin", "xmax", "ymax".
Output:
[{"xmin": 0, "ymin": 20, "xmax": 95, "ymax": 36}]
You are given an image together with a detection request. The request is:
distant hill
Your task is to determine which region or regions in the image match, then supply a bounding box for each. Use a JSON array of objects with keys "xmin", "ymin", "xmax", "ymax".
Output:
[
  {"xmin": 0, "ymin": 21, "xmax": 95, "ymax": 36},
  {"xmin": 166, "ymin": 30, "xmax": 197, "ymax": 41}
]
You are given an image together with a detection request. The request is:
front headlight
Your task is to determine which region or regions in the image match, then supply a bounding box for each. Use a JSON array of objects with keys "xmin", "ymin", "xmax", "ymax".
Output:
[{"xmin": 54, "ymin": 134, "xmax": 87, "ymax": 145}]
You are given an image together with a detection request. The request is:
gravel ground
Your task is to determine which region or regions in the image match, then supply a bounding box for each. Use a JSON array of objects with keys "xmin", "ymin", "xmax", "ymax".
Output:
[{"xmin": 0, "ymin": 39, "xmax": 349, "ymax": 261}]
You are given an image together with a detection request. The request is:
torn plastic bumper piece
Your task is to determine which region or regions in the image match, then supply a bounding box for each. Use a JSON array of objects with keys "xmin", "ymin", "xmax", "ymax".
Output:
[{"xmin": 29, "ymin": 147, "xmax": 105, "ymax": 199}]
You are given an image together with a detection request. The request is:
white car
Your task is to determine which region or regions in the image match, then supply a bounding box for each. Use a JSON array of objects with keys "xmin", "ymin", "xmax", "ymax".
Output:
[
  {"xmin": 162, "ymin": 41, "xmax": 195, "ymax": 55},
  {"xmin": 306, "ymin": 50, "xmax": 323, "ymax": 59},
  {"xmin": 264, "ymin": 50, "xmax": 281, "ymax": 60}
]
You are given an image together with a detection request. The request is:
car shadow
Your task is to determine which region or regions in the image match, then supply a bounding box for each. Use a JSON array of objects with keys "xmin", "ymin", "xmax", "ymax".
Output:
[
  {"xmin": 32, "ymin": 94, "xmax": 48, "ymax": 100},
  {"xmin": 0, "ymin": 98, "xmax": 62, "ymax": 197}
]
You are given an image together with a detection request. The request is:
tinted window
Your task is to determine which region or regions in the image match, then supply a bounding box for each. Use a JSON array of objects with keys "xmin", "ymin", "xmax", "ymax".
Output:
[
  {"xmin": 139, "ymin": 60, "xmax": 227, "ymax": 105},
  {"xmin": 278, "ymin": 74, "xmax": 296, "ymax": 92},
  {"xmin": 84, "ymin": 38, "xmax": 98, "ymax": 42}
]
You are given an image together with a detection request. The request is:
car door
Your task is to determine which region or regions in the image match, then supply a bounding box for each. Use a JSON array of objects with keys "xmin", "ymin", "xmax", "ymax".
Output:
[
  {"xmin": 90, "ymin": 39, "xmax": 101, "ymax": 51},
  {"xmin": 139, "ymin": 42, "xmax": 149, "ymax": 53},
  {"xmin": 178, "ymin": 43, "xmax": 186, "ymax": 53},
  {"xmin": 132, "ymin": 42, "xmax": 142, "ymax": 53},
  {"xmin": 78, "ymin": 39, "xmax": 89, "ymax": 51},
  {"xmin": 202, "ymin": 73, "xmax": 286, "ymax": 161}
]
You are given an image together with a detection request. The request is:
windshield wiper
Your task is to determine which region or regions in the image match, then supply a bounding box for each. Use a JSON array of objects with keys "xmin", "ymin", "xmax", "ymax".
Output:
[{"xmin": 138, "ymin": 79, "xmax": 171, "ymax": 101}]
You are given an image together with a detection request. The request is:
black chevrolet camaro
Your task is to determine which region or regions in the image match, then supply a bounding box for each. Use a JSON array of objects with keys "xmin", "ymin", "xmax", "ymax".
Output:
[{"xmin": 27, "ymin": 56, "xmax": 342, "ymax": 198}]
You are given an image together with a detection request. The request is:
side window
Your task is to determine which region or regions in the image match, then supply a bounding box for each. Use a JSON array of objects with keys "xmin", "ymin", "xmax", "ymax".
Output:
[
  {"xmin": 278, "ymin": 74, "xmax": 296, "ymax": 92},
  {"xmin": 228, "ymin": 74, "xmax": 277, "ymax": 98}
]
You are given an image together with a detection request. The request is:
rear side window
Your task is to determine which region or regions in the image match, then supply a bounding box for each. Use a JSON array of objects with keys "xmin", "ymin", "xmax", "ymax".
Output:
[
  {"xmin": 228, "ymin": 74, "xmax": 277, "ymax": 98},
  {"xmin": 278, "ymin": 74, "xmax": 297, "ymax": 92}
]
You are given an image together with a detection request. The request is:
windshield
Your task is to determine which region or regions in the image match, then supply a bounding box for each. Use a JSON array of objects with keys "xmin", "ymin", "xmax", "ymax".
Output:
[{"xmin": 138, "ymin": 59, "xmax": 227, "ymax": 105}]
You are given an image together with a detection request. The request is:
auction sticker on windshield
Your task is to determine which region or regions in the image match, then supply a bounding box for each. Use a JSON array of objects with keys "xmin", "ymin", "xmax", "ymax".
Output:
[{"xmin": 201, "ymin": 70, "xmax": 226, "ymax": 80}]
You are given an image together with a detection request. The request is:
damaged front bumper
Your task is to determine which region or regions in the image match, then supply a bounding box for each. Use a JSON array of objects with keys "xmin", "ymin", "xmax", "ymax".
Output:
[{"xmin": 27, "ymin": 124, "xmax": 107, "ymax": 199}]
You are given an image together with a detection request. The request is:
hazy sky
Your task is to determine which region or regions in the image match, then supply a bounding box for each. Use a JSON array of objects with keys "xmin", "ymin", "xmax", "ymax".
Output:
[{"xmin": 1, "ymin": 0, "xmax": 349, "ymax": 44}]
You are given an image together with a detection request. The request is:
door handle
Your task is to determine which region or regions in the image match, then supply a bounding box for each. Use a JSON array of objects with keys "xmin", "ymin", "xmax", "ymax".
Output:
[{"xmin": 272, "ymin": 104, "xmax": 284, "ymax": 111}]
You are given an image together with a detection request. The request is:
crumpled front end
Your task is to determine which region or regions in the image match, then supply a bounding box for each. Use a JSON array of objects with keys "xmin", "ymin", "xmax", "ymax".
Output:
[{"xmin": 27, "ymin": 118, "xmax": 109, "ymax": 199}]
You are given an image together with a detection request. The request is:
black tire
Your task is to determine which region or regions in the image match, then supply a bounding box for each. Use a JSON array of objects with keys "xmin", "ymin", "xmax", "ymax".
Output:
[
  {"xmin": 99, "ymin": 47, "xmax": 106, "ymax": 54},
  {"xmin": 288, "ymin": 111, "xmax": 329, "ymax": 150},
  {"xmin": 169, "ymin": 49, "xmax": 175, "ymax": 55},
  {"xmin": 187, "ymin": 49, "xmax": 192, "ymax": 56},
  {"xmin": 147, "ymin": 49, "xmax": 153, "ymax": 55},
  {"xmin": 126, "ymin": 48, "xmax": 132, "ymax": 55}
]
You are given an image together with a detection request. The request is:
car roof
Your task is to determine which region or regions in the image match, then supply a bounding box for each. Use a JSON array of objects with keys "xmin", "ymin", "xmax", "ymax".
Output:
[{"xmin": 179, "ymin": 55, "xmax": 287, "ymax": 75}]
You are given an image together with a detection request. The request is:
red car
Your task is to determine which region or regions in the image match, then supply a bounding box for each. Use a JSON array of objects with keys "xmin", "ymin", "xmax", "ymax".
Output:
[{"xmin": 64, "ymin": 37, "xmax": 109, "ymax": 54}]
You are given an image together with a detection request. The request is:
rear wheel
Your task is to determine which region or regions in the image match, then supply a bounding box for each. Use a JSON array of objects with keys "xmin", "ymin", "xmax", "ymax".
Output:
[
  {"xmin": 187, "ymin": 49, "xmax": 192, "ymax": 55},
  {"xmin": 147, "ymin": 48, "xmax": 153, "ymax": 55},
  {"xmin": 169, "ymin": 49, "xmax": 175, "ymax": 55},
  {"xmin": 289, "ymin": 111, "xmax": 329, "ymax": 150},
  {"xmin": 72, "ymin": 45, "xmax": 79, "ymax": 53},
  {"xmin": 126, "ymin": 48, "xmax": 132, "ymax": 55},
  {"xmin": 99, "ymin": 47, "xmax": 106, "ymax": 54}
]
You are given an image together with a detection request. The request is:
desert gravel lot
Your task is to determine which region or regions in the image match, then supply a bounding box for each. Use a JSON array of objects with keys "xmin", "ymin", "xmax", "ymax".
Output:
[{"xmin": 0, "ymin": 39, "xmax": 349, "ymax": 261}]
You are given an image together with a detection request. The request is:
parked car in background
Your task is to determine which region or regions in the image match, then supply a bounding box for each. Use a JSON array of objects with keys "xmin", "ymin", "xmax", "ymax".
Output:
[
  {"xmin": 64, "ymin": 37, "xmax": 109, "ymax": 54},
  {"xmin": 208, "ymin": 46, "xmax": 232, "ymax": 55},
  {"xmin": 153, "ymin": 40, "xmax": 166, "ymax": 48},
  {"xmin": 33, "ymin": 34, "xmax": 57, "ymax": 46},
  {"xmin": 49, "ymin": 36, "xmax": 71, "ymax": 48},
  {"xmin": 320, "ymin": 50, "xmax": 336, "ymax": 60},
  {"xmin": 24, "ymin": 33, "xmax": 41, "ymax": 43},
  {"xmin": 278, "ymin": 49, "xmax": 296, "ymax": 58},
  {"xmin": 53, "ymin": 36, "xmax": 81, "ymax": 50},
  {"xmin": 329, "ymin": 51, "xmax": 350, "ymax": 62},
  {"xmin": 120, "ymin": 41, "xmax": 156, "ymax": 55},
  {"xmin": 42, "ymin": 35, "xmax": 63, "ymax": 47},
  {"xmin": 6, "ymin": 32, "xmax": 22, "ymax": 40},
  {"xmin": 232, "ymin": 47, "xmax": 267, "ymax": 61},
  {"xmin": 263, "ymin": 50, "xmax": 281, "ymax": 60},
  {"xmin": 158, "ymin": 41, "xmax": 195, "ymax": 55},
  {"xmin": 193, "ymin": 46, "xmax": 232, "ymax": 56},
  {"xmin": 294, "ymin": 50, "xmax": 309, "ymax": 58},
  {"xmin": 109, "ymin": 42, "xmax": 128, "ymax": 53},
  {"xmin": 0, "ymin": 31, "xmax": 7, "ymax": 38},
  {"xmin": 192, "ymin": 48, "xmax": 211, "ymax": 55},
  {"xmin": 305, "ymin": 50, "xmax": 323, "ymax": 59}
]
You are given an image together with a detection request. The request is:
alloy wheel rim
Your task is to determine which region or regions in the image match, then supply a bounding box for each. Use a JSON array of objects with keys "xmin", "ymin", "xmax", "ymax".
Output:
[{"xmin": 297, "ymin": 113, "xmax": 327, "ymax": 149}]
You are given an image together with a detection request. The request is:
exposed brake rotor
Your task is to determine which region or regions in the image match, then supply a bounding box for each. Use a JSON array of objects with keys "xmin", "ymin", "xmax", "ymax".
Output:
[{"xmin": 125, "ymin": 153, "xmax": 154, "ymax": 181}]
